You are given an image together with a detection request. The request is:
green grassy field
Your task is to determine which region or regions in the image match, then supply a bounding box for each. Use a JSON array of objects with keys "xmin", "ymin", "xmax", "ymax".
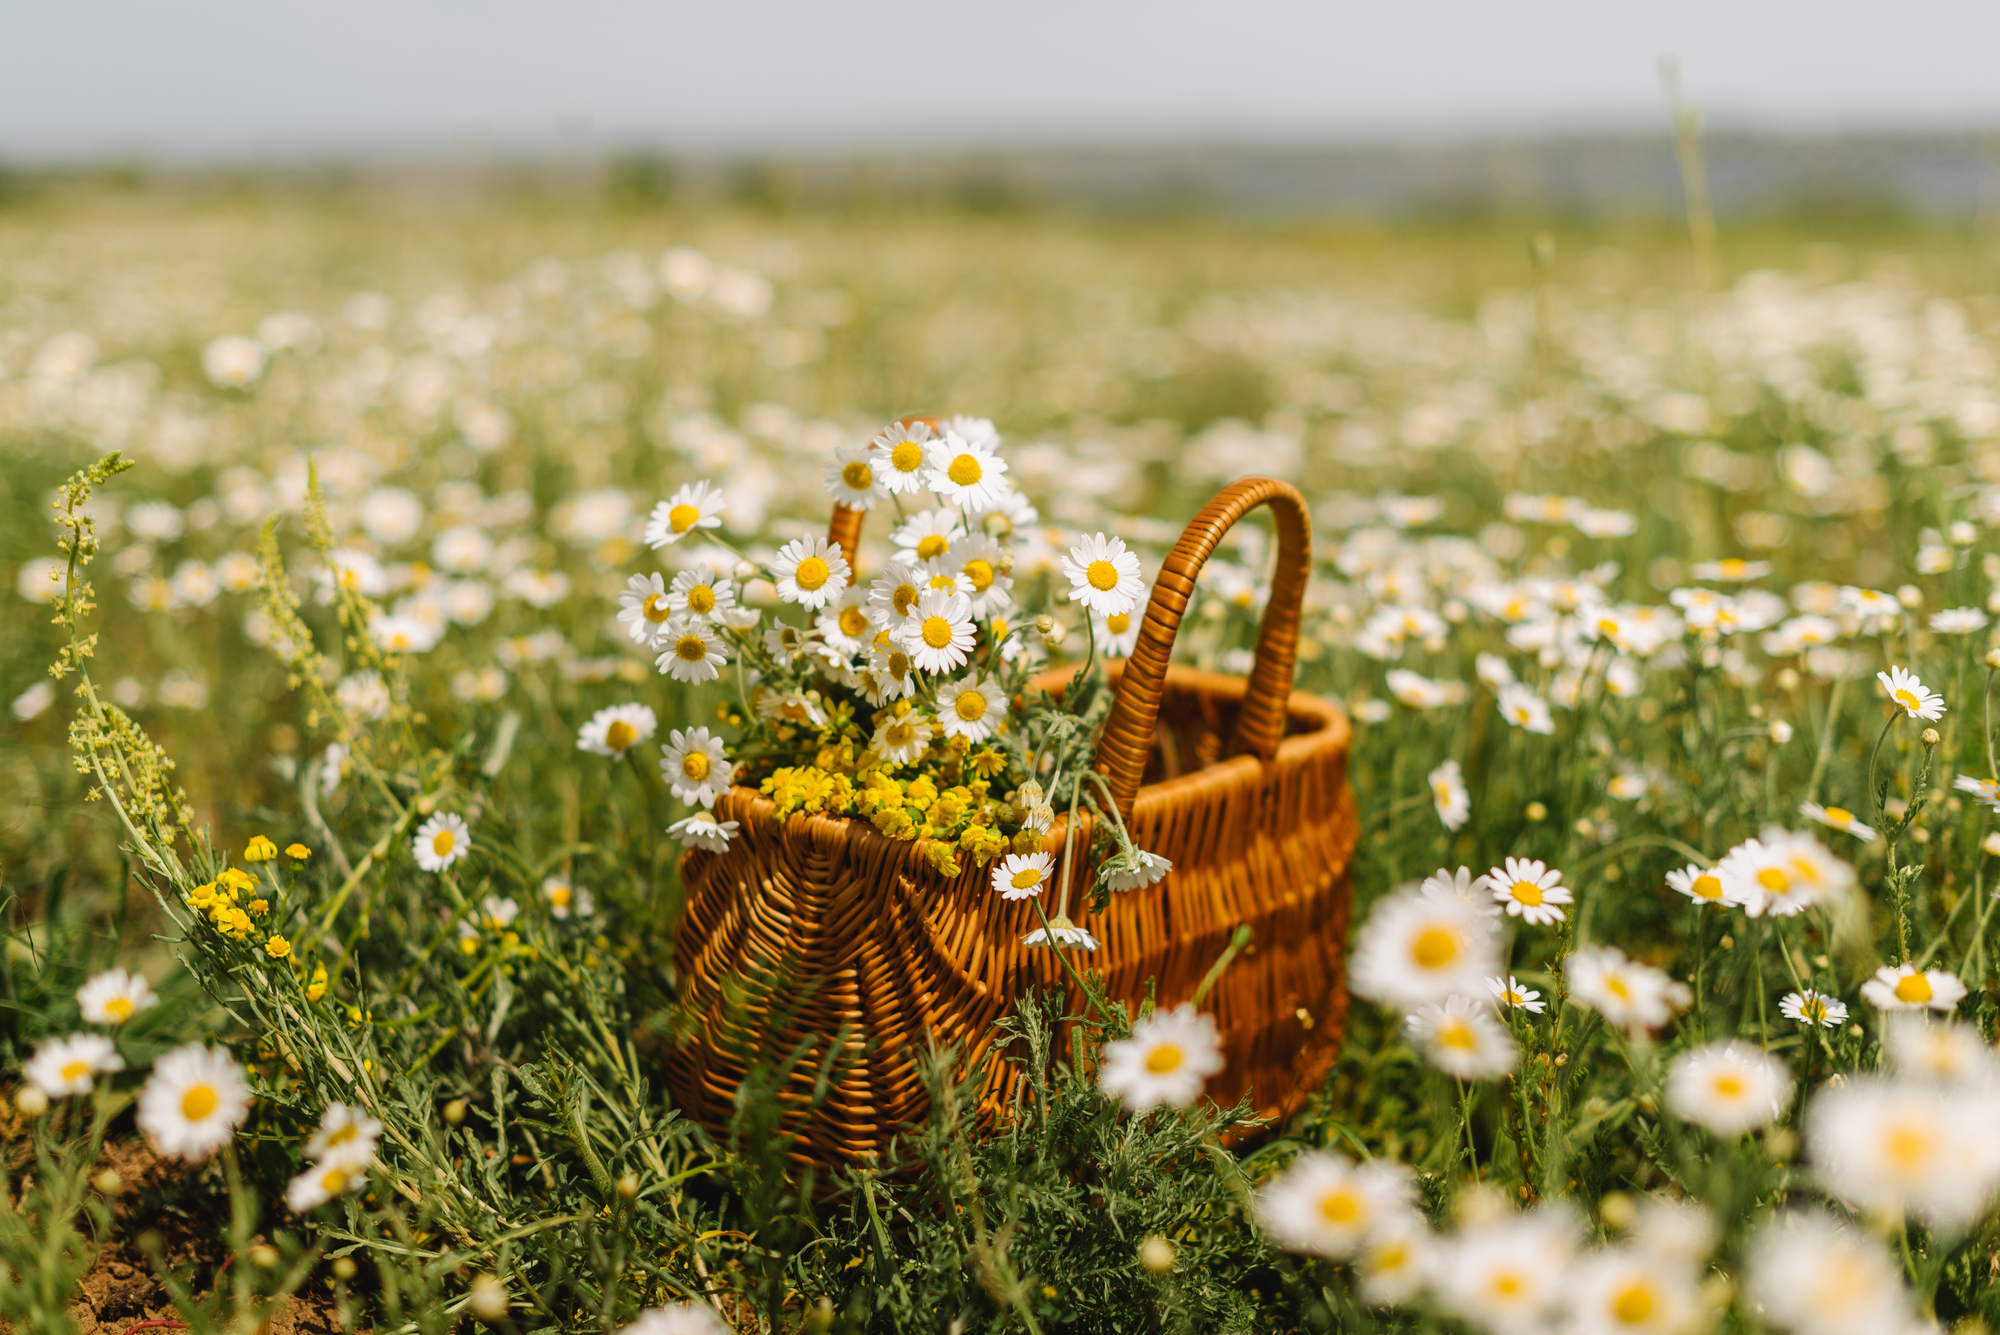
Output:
[{"xmin": 6, "ymin": 182, "xmax": 2000, "ymax": 1333}]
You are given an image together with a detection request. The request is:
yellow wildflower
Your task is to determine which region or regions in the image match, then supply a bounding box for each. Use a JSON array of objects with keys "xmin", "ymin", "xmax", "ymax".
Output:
[
  {"xmin": 218, "ymin": 867, "xmax": 257, "ymax": 898},
  {"xmin": 220, "ymin": 907, "xmax": 254, "ymax": 941},
  {"xmin": 264, "ymin": 935, "xmax": 292, "ymax": 960},
  {"xmin": 249, "ymin": 898, "xmax": 269, "ymax": 916},
  {"xmin": 305, "ymin": 963, "xmax": 329, "ymax": 1002},
  {"xmin": 923, "ymin": 842, "xmax": 963, "ymax": 878},
  {"xmin": 969, "ymin": 748, "xmax": 1006, "ymax": 779},
  {"xmin": 285, "ymin": 843, "xmax": 311, "ymax": 860},
  {"xmin": 905, "ymin": 775, "xmax": 938, "ymax": 811},
  {"xmin": 245, "ymin": 835, "xmax": 279, "ymax": 862}
]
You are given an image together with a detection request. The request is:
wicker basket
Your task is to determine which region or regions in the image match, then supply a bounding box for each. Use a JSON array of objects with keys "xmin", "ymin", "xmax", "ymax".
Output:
[{"xmin": 665, "ymin": 475, "xmax": 1357, "ymax": 1164}]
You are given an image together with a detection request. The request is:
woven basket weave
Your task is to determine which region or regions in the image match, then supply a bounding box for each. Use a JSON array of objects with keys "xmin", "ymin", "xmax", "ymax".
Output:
[{"xmin": 665, "ymin": 474, "xmax": 1356, "ymax": 1164}]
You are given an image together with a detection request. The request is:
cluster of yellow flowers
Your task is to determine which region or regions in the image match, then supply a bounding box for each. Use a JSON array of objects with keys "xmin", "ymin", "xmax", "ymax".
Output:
[
  {"xmin": 184, "ymin": 836, "xmax": 312, "ymax": 966},
  {"xmin": 761, "ymin": 758, "xmax": 1018, "ymax": 878}
]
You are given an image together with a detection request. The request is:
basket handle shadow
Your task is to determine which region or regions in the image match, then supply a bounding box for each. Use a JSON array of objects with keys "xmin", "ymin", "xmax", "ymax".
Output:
[{"xmin": 825, "ymin": 423, "xmax": 1311, "ymax": 825}]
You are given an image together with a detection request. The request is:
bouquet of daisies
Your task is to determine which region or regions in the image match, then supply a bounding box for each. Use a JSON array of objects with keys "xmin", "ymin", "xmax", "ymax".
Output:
[{"xmin": 616, "ymin": 416, "xmax": 1168, "ymax": 948}]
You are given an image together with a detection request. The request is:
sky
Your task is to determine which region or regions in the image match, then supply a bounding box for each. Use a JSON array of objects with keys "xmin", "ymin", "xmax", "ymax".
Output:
[{"xmin": 5, "ymin": 1, "xmax": 2000, "ymax": 161}]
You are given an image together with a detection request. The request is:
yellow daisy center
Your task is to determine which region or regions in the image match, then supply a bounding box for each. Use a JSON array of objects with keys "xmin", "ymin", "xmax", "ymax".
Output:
[
  {"xmin": 887, "ymin": 651, "xmax": 911, "ymax": 679},
  {"xmin": 929, "ymin": 573, "xmax": 958, "ymax": 590},
  {"xmin": 1711, "ymin": 1073, "xmax": 1745, "ymax": 1098},
  {"xmin": 321, "ymin": 1166, "xmax": 349, "ymax": 1193},
  {"xmin": 1884, "ymin": 1122, "xmax": 1934, "ymax": 1170},
  {"xmin": 1612, "ymin": 1283, "xmax": 1654, "ymax": 1325},
  {"xmin": 1106, "ymin": 612, "xmax": 1130, "ymax": 634},
  {"xmin": 1492, "ymin": 1273, "xmax": 1526, "ymax": 1298},
  {"xmin": 1145, "ymin": 1043, "xmax": 1184, "ymax": 1074},
  {"xmin": 1509, "ymin": 880, "xmax": 1543, "ymax": 907},
  {"xmin": 962, "ymin": 559, "xmax": 994, "ymax": 591},
  {"xmin": 643, "ymin": 593, "xmax": 671, "ymax": 623},
  {"xmin": 668, "ymin": 503, "xmax": 700, "ymax": 533},
  {"xmin": 61, "ymin": 1059, "xmax": 90, "ymax": 1083},
  {"xmin": 1086, "ymin": 559, "xmax": 1120, "ymax": 591},
  {"xmin": 885, "ymin": 722, "xmax": 915, "ymax": 746},
  {"xmin": 922, "ymin": 616, "xmax": 955, "ymax": 649},
  {"xmin": 433, "ymin": 830, "xmax": 456, "ymax": 857},
  {"xmin": 1802, "ymin": 997, "xmax": 1827, "ymax": 1021},
  {"xmin": 1894, "ymin": 972, "xmax": 1933, "ymax": 1004},
  {"xmin": 947, "ymin": 454, "xmax": 982, "ymax": 486},
  {"xmin": 794, "ymin": 556, "xmax": 830, "ymax": 591},
  {"xmin": 1010, "ymin": 866, "xmax": 1043, "ymax": 891},
  {"xmin": 676, "ymin": 634, "xmax": 708, "ymax": 661},
  {"xmin": 838, "ymin": 606, "xmax": 870, "ymax": 637},
  {"xmin": 326, "ymin": 1124, "xmax": 357, "ymax": 1146},
  {"xmin": 893, "ymin": 583, "xmax": 920, "ymax": 616},
  {"xmin": 1824, "ymin": 806, "xmax": 1852, "ymax": 823},
  {"xmin": 1605, "ymin": 974, "xmax": 1633, "ymax": 1001},
  {"xmin": 104, "ymin": 996, "xmax": 134, "ymax": 1022},
  {"xmin": 842, "ymin": 461, "xmax": 874, "ymax": 490},
  {"xmin": 1438, "ymin": 1020, "xmax": 1477, "ymax": 1050},
  {"xmin": 1756, "ymin": 867, "xmax": 1789, "ymax": 892},
  {"xmin": 682, "ymin": 752, "xmax": 711, "ymax": 782},
  {"xmin": 1895, "ymin": 689, "xmax": 1920, "ymax": 712},
  {"xmin": 1318, "ymin": 1190, "xmax": 1360, "ymax": 1223},
  {"xmin": 182, "ymin": 1084, "xmax": 219, "ymax": 1121},
  {"xmin": 1411, "ymin": 927, "xmax": 1458, "ymax": 968},
  {"xmin": 891, "ymin": 441, "xmax": 924, "ymax": 472},
  {"xmin": 604, "ymin": 720, "xmax": 637, "ymax": 752},
  {"xmin": 916, "ymin": 534, "xmax": 949, "ymax": 562},
  {"xmin": 1692, "ymin": 874, "xmax": 1722, "ymax": 900},
  {"xmin": 549, "ymin": 885, "xmax": 572, "ymax": 906},
  {"xmin": 685, "ymin": 584, "xmax": 716, "ymax": 615},
  {"xmin": 955, "ymin": 689, "xmax": 988, "ymax": 722}
]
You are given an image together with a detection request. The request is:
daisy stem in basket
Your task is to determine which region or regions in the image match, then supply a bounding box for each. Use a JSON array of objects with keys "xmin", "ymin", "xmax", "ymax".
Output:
[
  {"xmin": 1190, "ymin": 924, "xmax": 1252, "ymax": 1008},
  {"xmin": 1030, "ymin": 896, "xmax": 1115, "ymax": 1027}
]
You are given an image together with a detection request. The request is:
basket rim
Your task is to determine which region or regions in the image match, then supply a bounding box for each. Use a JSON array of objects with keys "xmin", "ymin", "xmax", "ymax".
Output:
[{"xmin": 704, "ymin": 663, "xmax": 1349, "ymax": 852}]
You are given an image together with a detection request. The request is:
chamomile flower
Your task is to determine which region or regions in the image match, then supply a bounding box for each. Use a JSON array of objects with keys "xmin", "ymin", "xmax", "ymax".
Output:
[
  {"xmin": 668, "ymin": 809, "xmax": 738, "ymax": 853},
  {"xmin": 1256, "ymin": 1151, "xmax": 1414, "ymax": 1259},
  {"xmin": 1859, "ymin": 963, "xmax": 1966, "ymax": 1012},
  {"xmin": 1060, "ymin": 532, "xmax": 1145, "ymax": 617},
  {"xmin": 823, "ymin": 440, "xmax": 888, "ymax": 509},
  {"xmin": 1021, "ymin": 914, "xmax": 1100, "ymax": 950},
  {"xmin": 661, "ymin": 727, "xmax": 732, "ymax": 807},
  {"xmin": 1406, "ymin": 996, "xmax": 1516, "ymax": 1079},
  {"xmin": 576, "ymin": 703, "xmax": 657, "ymax": 758},
  {"xmin": 1664, "ymin": 863, "xmax": 1730, "ymax": 906},
  {"xmin": 1881, "ymin": 1014, "xmax": 2000, "ymax": 1087},
  {"xmin": 304, "ymin": 1104, "xmax": 383, "ymax": 1169},
  {"xmin": 1351, "ymin": 886, "xmax": 1501, "ymax": 1007},
  {"xmin": 816, "ymin": 586, "xmax": 874, "ymax": 655},
  {"xmin": 1429, "ymin": 758, "xmax": 1470, "ymax": 831},
  {"xmin": 870, "ymin": 419, "xmax": 935, "ymax": 497},
  {"xmin": 862, "ymin": 631, "xmax": 919, "ymax": 703},
  {"xmin": 1356, "ymin": 1216, "xmax": 1433, "ymax": 1307},
  {"xmin": 1929, "ymin": 607, "xmax": 1988, "ymax": 634},
  {"xmin": 1567, "ymin": 946, "xmax": 1688, "ymax": 1032},
  {"xmin": 1433, "ymin": 1209, "xmax": 1579, "ymax": 1335},
  {"xmin": 1799, "ymin": 801, "xmax": 1876, "ymax": 841},
  {"xmin": 867, "ymin": 561, "xmax": 928, "ymax": 629},
  {"xmin": 1665, "ymin": 1042, "xmax": 1791, "ymax": 1136},
  {"xmin": 1567, "ymin": 1248, "xmax": 1707, "ymax": 1335},
  {"xmin": 644, "ymin": 481, "xmax": 725, "ymax": 547},
  {"xmin": 1716, "ymin": 831, "xmax": 1853, "ymax": 917},
  {"xmin": 76, "ymin": 968, "xmax": 159, "ymax": 1025},
  {"xmin": 1487, "ymin": 857, "xmax": 1571, "ymax": 925},
  {"xmin": 1419, "ymin": 866, "xmax": 1499, "ymax": 917},
  {"xmin": 542, "ymin": 874, "xmax": 595, "ymax": 920},
  {"xmin": 871, "ymin": 709, "xmax": 935, "ymax": 766},
  {"xmin": 137, "ymin": 1044, "xmax": 250, "ymax": 1160},
  {"xmin": 667, "ymin": 564, "xmax": 736, "ymax": 622},
  {"xmin": 951, "ymin": 534, "xmax": 1014, "ymax": 616},
  {"xmin": 287, "ymin": 1159, "xmax": 366, "ymax": 1212},
  {"xmin": 1092, "ymin": 608, "xmax": 1140, "ymax": 657},
  {"xmin": 771, "ymin": 535, "xmax": 851, "ymax": 611},
  {"xmin": 655, "ymin": 616, "xmax": 728, "ymax": 683},
  {"xmin": 1691, "ymin": 558, "xmax": 1770, "ymax": 582},
  {"xmin": 937, "ymin": 673, "xmax": 1003, "ymax": 742},
  {"xmin": 1100, "ymin": 849, "xmax": 1172, "ymax": 892},
  {"xmin": 897, "ymin": 588, "xmax": 975, "ymax": 673},
  {"xmin": 1495, "ymin": 682, "xmax": 1556, "ymax": 734},
  {"xmin": 1746, "ymin": 1213, "xmax": 1912, "ymax": 1335},
  {"xmin": 1780, "ymin": 989, "xmax": 1848, "ymax": 1028},
  {"xmin": 413, "ymin": 813, "xmax": 472, "ymax": 872},
  {"xmin": 1486, "ymin": 975, "xmax": 1546, "ymax": 1013},
  {"xmin": 1952, "ymin": 773, "xmax": 2000, "ymax": 808},
  {"xmin": 1877, "ymin": 664, "xmax": 1945, "ymax": 720},
  {"xmin": 924, "ymin": 431, "xmax": 1011, "ymax": 512},
  {"xmin": 890, "ymin": 507, "xmax": 965, "ymax": 565},
  {"xmin": 991, "ymin": 851, "xmax": 1053, "ymax": 900},
  {"xmin": 1098, "ymin": 1004, "xmax": 1224, "ymax": 1111},
  {"xmin": 618, "ymin": 1302, "xmax": 731, "ymax": 1335},
  {"xmin": 24, "ymin": 1033, "xmax": 124, "ymax": 1098},
  {"xmin": 1807, "ymin": 1077, "xmax": 2000, "ymax": 1228}
]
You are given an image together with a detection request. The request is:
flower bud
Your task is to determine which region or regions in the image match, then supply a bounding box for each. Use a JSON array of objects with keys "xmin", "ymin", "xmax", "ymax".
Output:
[
  {"xmin": 443, "ymin": 1097, "xmax": 468, "ymax": 1126},
  {"xmin": 1598, "ymin": 1192, "xmax": 1636, "ymax": 1229},
  {"xmin": 1897, "ymin": 584, "xmax": 1922, "ymax": 609},
  {"xmin": 1524, "ymin": 801, "xmax": 1547, "ymax": 822},
  {"xmin": 468, "ymin": 1274, "xmax": 509, "ymax": 1322},
  {"xmin": 616, "ymin": 1172, "xmax": 640, "ymax": 1199},
  {"xmin": 1987, "ymin": 647, "xmax": 2000, "ymax": 670},
  {"xmin": 1137, "ymin": 1235, "xmax": 1176, "ymax": 1274},
  {"xmin": 331, "ymin": 1257, "xmax": 358, "ymax": 1280},
  {"xmin": 804, "ymin": 1297, "xmax": 836, "ymax": 1334},
  {"xmin": 13, "ymin": 1085, "xmax": 48, "ymax": 1117},
  {"xmin": 249, "ymin": 1245, "xmax": 281, "ymax": 1269},
  {"xmin": 93, "ymin": 1170, "xmax": 123, "ymax": 1195},
  {"xmin": 1768, "ymin": 719, "xmax": 1794, "ymax": 745},
  {"xmin": 733, "ymin": 560, "xmax": 758, "ymax": 583},
  {"xmin": 1922, "ymin": 728, "xmax": 1940, "ymax": 748},
  {"xmin": 1034, "ymin": 615, "xmax": 1054, "ymax": 634}
]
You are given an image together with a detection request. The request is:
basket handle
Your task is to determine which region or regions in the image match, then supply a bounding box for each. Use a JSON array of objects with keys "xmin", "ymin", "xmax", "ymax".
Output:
[{"xmin": 1091, "ymin": 477, "xmax": 1312, "ymax": 823}]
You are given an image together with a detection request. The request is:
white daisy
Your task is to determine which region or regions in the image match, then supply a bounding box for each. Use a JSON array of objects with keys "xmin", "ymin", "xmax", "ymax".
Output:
[
  {"xmin": 1567, "ymin": 1248, "xmax": 1706, "ymax": 1335},
  {"xmin": 661, "ymin": 727, "xmax": 732, "ymax": 807},
  {"xmin": 413, "ymin": 813, "xmax": 472, "ymax": 873},
  {"xmin": 1953, "ymin": 774, "xmax": 2000, "ymax": 809},
  {"xmin": 576, "ymin": 703, "xmax": 657, "ymax": 758},
  {"xmin": 541, "ymin": 874, "xmax": 594, "ymax": 920},
  {"xmin": 1256, "ymin": 1151, "xmax": 1414, "ymax": 1259},
  {"xmin": 667, "ymin": 809, "xmax": 738, "ymax": 853},
  {"xmin": 1881, "ymin": 1014, "xmax": 2000, "ymax": 1087},
  {"xmin": 867, "ymin": 562, "xmax": 928, "ymax": 630},
  {"xmin": 644, "ymin": 481, "xmax": 726, "ymax": 547},
  {"xmin": 1098, "ymin": 1004, "xmax": 1225, "ymax": 1112},
  {"xmin": 1486, "ymin": 975, "xmax": 1546, "ymax": 1014},
  {"xmin": 1877, "ymin": 664, "xmax": 1945, "ymax": 720},
  {"xmin": 770, "ymin": 535, "xmax": 851, "ymax": 611},
  {"xmin": 1350, "ymin": 886, "xmax": 1501, "ymax": 1008},
  {"xmin": 755, "ymin": 688, "xmax": 827, "ymax": 729},
  {"xmin": 24, "ymin": 1033, "xmax": 124, "ymax": 1097},
  {"xmin": 1746, "ymin": 1213, "xmax": 1911, "ymax": 1335},
  {"xmin": 1092, "ymin": 608, "xmax": 1140, "ymax": 657},
  {"xmin": 1929, "ymin": 607, "xmax": 1988, "ymax": 634},
  {"xmin": 924, "ymin": 431, "xmax": 1012, "ymax": 513},
  {"xmin": 304, "ymin": 1103, "xmax": 383, "ymax": 1170},
  {"xmin": 1060, "ymin": 532, "xmax": 1145, "ymax": 617},
  {"xmin": 950, "ymin": 534, "xmax": 1013, "ymax": 616},
  {"xmin": 937, "ymin": 673, "xmax": 1003, "ymax": 742},
  {"xmin": 992, "ymin": 851, "xmax": 1053, "ymax": 900},
  {"xmin": 1486, "ymin": 857, "xmax": 1571, "ymax": 925},
  {"xmin": 1101, "ymin": 849, "xmax": 1172, "ymax": 892},
  {"xmin": 1021, "ymin": 914, "xmax": 1100, "ymax": 951},
  {"xmin": 1807, "ymin": 1077, "xmax": 1998, "ymax": 1229},
  {"xmin": 1405, "ymin": 996, "xmax": 1516, "ymax": 1079},
  {"xmin": 655, "ymin": 616, "xmax": 729, "ymax": 684},
  {"xmin": 890, "ymin": 507, "xmax": 965, "ymax": 566},
  {"xmin": 1356, "ymin": 1216, "xmax": 1432, "ymax": 1308},
  {"xmin": 1859, "ymin": 963, "xmax": 1967, "ymax": 1013},
  {"xmin": 897, "ymin": 588, "xmax": 976, "ymax": 674},
  {"xmin": 137, "ymin": 1044, "xmax": 250, "ymax": 1160},
  {"xmin": 1429, "ymin": 759, "xmax": 1470, "ymax": 831},
  {"xmin": 1567, "ymin": 946, "xmax": 1688, "ymax": 1032},
  {"xmin": 667, "ymin": 564, "xmax": 736, "ymax": 622},
  {"xmin": 823, "ymin": 440, "xmax": 888, "ymax": 509},
  {"xmin": 287, "ymin": 1158, "xmax": 365, "ymax": 1212},
  {"xmin": 870, "ymin": 709, "xmax": 935, "ymax": 766},
  {"xmin": 1779, "ymin": 988, "xmax": 1848, "ymax": 1028},
  {"xmin": 1799, "ymin": 801, "xmax": 1876, "ymax": 841},
  {"xmin": 869, "ymin": 419, "xmax": 935, "ymax": 497},
  {"xmin": 816, "ymin": 585, "xmax": 875, "ymax": 655},
  {"xmin": 1716, "ymin": 831, "xmax": 1853, "ymax": 918},
  {"xmin": 1496, "ymin": 682, "xmax": 1556, "ymax": 735},
  {"xmin": 618, "ymin": 1302, "xmax": 731, "ymax": 1335},
  {"xmin": 862, "ymin": 631, "xmax": 920, "ymax": 703},
  {"xmin": 77, "ymin": 968, "xmax": 160, "ymax": 1026},
  {"xmin": 1664, "ymin": 864, "xmax": 1729, "ymax": 907},
  {"xmin": 1433, "ymin": 1210, "xmax": 1579, "ymax": 1334},
  {"xmin": 1665, "ymin": 1042, "xmax": 1791, "ymax": 1136}
]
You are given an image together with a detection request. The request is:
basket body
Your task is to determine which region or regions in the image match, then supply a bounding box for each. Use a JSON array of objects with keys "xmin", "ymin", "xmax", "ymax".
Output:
[{"xmin": 666, "ymin": 661, "xmax": 1355, "ymax": 1164}]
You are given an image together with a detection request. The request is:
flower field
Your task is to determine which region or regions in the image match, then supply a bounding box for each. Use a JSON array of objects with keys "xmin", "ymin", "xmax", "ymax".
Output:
[{"xmin": 7, "ymin": 182, "xmax": 2000, "ymax": 1331}]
